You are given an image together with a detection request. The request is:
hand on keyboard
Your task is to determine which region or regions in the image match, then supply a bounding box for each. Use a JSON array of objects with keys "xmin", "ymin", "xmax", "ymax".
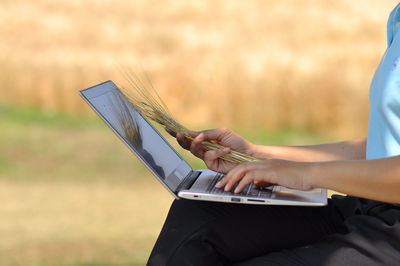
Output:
[{"xmin": 215, "ymin": 159, "xmax": 315, "ymax": 194}]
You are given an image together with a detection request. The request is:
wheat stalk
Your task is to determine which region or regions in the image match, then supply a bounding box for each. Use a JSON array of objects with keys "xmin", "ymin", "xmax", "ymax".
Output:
[{"xmin": 118, "ymin": 70, "xmax": 260, "ymax": 164}]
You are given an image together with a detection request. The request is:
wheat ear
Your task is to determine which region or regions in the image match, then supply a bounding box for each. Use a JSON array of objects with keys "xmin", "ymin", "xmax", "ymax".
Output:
[{"xmin": 119, "ymin": 70, "xmax": 260, "ymax": 164}]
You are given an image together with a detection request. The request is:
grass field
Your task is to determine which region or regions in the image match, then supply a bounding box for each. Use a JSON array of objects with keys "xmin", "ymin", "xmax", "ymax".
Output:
[{"xmin": 0, "ymin": 105, "xmax": 334, "ymax": 266}]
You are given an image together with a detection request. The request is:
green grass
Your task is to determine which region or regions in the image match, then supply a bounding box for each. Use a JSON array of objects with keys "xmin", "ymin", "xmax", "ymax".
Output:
[
  {"xmin": 237, "ymin": 127, "xmax": 333, "ymax": 146},
  {"xmin": 0, "ymin": 104, "xmax": 101, "ymax": 128},
  {"xmin": 0, "ymin": 105, "xmax": 334, "ymax": 181},
  {"xmin": 0, "ymin": 105, "xmax": 335, "ymax": 266}
]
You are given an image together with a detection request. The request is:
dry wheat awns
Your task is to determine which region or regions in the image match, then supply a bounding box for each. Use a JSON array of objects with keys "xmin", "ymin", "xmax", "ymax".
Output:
[{"xmin": 119, "ymin": 71, "xmax": 260, "ymax": 164}]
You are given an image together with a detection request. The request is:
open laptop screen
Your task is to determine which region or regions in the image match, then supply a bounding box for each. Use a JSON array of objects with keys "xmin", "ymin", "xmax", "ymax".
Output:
[{"xmin": 80, "ymin": 81, "xmax": 192, "ymax": 193}]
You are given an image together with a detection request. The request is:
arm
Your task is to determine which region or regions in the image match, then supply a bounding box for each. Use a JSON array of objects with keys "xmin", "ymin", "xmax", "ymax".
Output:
[
  {"xmin": 174, "ymin": 128, "xmax": 366, "ymax": 172},
  {"xmin": 216, "ymin": 156, "xmax": 400, "ymax": 204},
  {"xmin": 251, "ymin": 138, "xmax": 366, "ymax": 162},
  {"xmin": 178, "ymin": 129, "xmax": 399, "ymax": 203},
  {"xmin": 310, "ymin": 156, "xmax": 400, "ymax": 204}
]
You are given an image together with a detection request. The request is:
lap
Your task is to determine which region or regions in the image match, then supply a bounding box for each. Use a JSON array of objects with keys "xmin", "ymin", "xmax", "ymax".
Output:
[
  {"xmin": 235, "ymin": 197, "xmax": 400, "ymax": 266},
  {"xmin": 148, "ymin": 196, "xmax": 400, "ymax": 265},
  {"xmin": 149, "ymin": 198, "xmax": 346, "ymax": 265}
]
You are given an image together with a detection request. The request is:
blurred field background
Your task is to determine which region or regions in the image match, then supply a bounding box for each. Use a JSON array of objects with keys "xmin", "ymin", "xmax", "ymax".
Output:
[{"xmin": 1, "ymin": 0, "xmax": 398, "ymax": 265}]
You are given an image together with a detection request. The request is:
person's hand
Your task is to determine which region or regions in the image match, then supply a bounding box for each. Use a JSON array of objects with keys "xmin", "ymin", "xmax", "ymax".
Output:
[
  {"xmin": 171, "ymin": 128, "xmax": 255, "ymax": 174},
  {"xmin": 215, "ymin": 159, "xmax": 315, "ymax": 193}
]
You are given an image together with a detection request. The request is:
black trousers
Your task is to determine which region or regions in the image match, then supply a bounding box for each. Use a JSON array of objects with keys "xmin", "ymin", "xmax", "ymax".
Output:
[{"xmin": 148, "ymin": 195, "xmax": 400, "ymax": 265}]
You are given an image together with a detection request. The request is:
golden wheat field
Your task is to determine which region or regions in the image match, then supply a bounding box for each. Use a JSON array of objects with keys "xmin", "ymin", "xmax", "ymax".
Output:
[
  {"xmin": 1, "ymin": 0, "xmax": 399, "ymax": 265},
  {"xmin": 1, "ymin": 0, "xmax": 398, "ymax": 135}
]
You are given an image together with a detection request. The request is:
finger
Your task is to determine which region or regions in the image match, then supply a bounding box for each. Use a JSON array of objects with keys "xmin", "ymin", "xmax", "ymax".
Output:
[
  {"xmin": 234, "ymin": 175, "xmax": 253, "ymax": 194},
  {"xmin": 215, "ymin": 166, "xmax": 236, "ymax": 188},
  {"xmin": 232, "ymin": 164, "xmax": 267, "ymax": 193},
  {"xmin": 177, "ymin": 133, "xmax": 191, "ymax": 150},
  {"xmin": 188, "ymin": 131, "xmax": 200, "ymax": 138},
  {"xmin": 192, "ymin": 128, "xmax": 230, "ymax": 143},
  {"xmin": 203, "ymin": 148, "xmax": 230, "ymax": 167},
  {"xmin": 215, "ymin": 163, "xmax": 245, "ymax": 188},
  {"xmin": 215, "ymin": 177, "xmax": 226, "ymax": 188},
  {"xmin": 224, "ymin": 166, "xmax": 249, "ymax": 192},
  {"xmin": 190, "ymin": 133, "xmax": 205, "ymax": 158}
]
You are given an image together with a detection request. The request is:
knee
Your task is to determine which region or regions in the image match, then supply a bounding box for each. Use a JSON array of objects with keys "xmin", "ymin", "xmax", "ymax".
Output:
[
  {"xmin": 165, "ymin": 226, "xmax": 228, "ymax": 266},
  {"xmin": 149, "ymin": 200, "xmax": 234, "ymax": 265}
]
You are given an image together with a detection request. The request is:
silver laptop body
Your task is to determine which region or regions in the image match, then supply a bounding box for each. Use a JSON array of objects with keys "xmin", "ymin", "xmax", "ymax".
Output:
[{"xmin": 80, "ymin": 81, "xmax": 327, "ymax": 206}]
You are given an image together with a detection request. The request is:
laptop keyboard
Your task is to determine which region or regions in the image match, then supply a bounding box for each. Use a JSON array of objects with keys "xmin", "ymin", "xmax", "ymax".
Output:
[{"xmin": 206, "ymin": 173, "xmax": 273, "ymax": 198}]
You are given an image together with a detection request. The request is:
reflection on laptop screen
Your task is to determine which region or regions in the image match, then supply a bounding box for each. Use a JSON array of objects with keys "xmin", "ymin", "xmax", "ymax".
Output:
[{"xmin": 87, "ymin": 88, "xmax": 190, "ymax": 191}]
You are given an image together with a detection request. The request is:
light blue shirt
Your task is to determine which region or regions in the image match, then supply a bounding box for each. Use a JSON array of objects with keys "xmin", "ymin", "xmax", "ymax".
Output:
[{"xmin": 366, "ymin": 3, "xmax": 400, "ymax": 160}]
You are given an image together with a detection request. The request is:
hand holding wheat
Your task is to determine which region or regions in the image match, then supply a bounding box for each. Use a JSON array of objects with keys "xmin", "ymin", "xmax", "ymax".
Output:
[{"xmin": 178, "ymin": 129, "xmax": 259, "ymax": 173}]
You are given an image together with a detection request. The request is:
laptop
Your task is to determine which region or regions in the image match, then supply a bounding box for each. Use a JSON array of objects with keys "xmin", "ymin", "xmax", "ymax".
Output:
[{"xmin": 80, "ymin": 81, "xmax": 327, "ymax": 206}]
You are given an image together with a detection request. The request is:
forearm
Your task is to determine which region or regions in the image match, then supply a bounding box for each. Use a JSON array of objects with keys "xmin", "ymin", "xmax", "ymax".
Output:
[
  {"xmin": 309, "ymin": 156, "xmax": 400, "ymax": 204},
  {"xmin": 251, "ymin": 138, "xmax": 366, "ymax": 162}
]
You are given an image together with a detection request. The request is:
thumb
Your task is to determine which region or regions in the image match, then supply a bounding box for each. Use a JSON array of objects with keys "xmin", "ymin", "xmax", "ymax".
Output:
[
  {"xmin": 188, "ymin": 131, "xmax": 200, "ymax": 138},
  {"xmin": 203, "ymin": 148, "xmax": 231, "ymax": 165}
]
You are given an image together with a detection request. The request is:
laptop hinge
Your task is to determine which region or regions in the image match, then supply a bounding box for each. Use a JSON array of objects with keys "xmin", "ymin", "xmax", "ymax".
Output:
[{"xmin": 175, "ymin": 171, "xmax": 201, "ymax": 192}]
